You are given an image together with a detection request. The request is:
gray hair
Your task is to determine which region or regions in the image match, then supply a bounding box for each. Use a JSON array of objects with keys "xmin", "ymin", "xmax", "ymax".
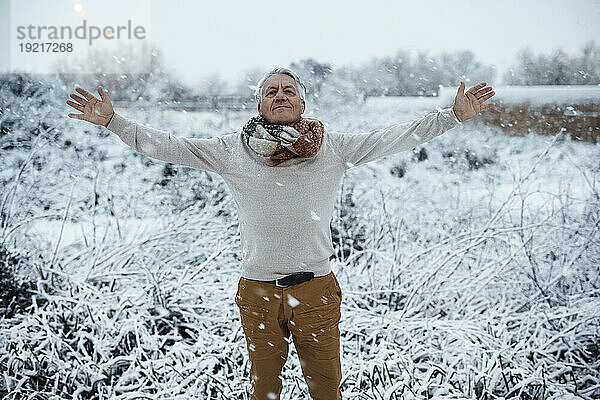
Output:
[{"xmin": 255, "ymin": 67, "xmax": 307, "ymax": 103}]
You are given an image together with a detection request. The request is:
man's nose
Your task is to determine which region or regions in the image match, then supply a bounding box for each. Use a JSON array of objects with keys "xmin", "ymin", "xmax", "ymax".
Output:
[{"xmin": 274, "ymin": 90, "xmax": 287, "ymax": 100}]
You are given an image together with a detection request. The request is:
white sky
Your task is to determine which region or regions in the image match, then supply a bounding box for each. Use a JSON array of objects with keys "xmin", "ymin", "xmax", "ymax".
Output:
[
  {"xmin": 2, "ymin": 0, "xmax": 599, "ymax": 86},
  {"xmin": 149, "ymin": 0, "xmax": 600, "ymax": 86}
]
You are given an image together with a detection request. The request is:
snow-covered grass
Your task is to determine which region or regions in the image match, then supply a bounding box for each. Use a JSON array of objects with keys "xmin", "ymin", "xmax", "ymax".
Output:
[{"xmin": 1, "ymin": 75, "xmax": 599, "ymax": 399}]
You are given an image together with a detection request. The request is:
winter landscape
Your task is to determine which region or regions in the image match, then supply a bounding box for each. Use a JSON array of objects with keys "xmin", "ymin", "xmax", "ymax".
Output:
[
  {"xmin": 1, "ymin": 2, "xmax": 599, "ymax": 394},
  {"xmin": 0, "ymin": 64, "xmax": 598, "ymax": 399}
]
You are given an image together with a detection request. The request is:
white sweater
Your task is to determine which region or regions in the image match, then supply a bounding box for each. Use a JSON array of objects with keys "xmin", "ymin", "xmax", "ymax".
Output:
[{"xmin": 106, "ymin": 107, "xmax": 463, "ymax": 280}]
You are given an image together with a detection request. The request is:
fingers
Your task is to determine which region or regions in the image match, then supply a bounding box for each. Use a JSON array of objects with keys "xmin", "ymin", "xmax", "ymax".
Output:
[
  {"xmin": 465, "ymin": 83, "xmax": 495, "ymax": 103},
  {"xmin": 66, "ymin": 100, "xmax": 84, "ymax": 112},
  {"xmin": 98, "ymin": 86, "xmax": 110, "ymax": 103},
  {"xmin": 458, "ymin": 81, "xmax": 465, "ymax": 95},
  {"xmin": 75, "ymin": 87, "xmax": 95, "ymax": 101},
  {"xmin": 479, "ymin": 91, "xmax": 495, "ymax": 102},
  {"xmin": 466, "ymin": 82, "xmax": 486, "ymax": 95},
  {"xmin": 472, "ymin": 84, "xmax": 494, "ymax": 96},
  {"xmin": 67, "ymin": 113, "xmax": 86, "ymax": 120},
  {"xmin": 475, "ymin": 86, "xmax": 493, "ymax": 96},
  {"xmin": 69, "ymin": 93, "xmax": 87, "ymax": 106}
]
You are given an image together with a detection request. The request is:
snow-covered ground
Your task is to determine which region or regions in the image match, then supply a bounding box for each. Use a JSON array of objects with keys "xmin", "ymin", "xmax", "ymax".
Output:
[{"xmin": 1, "ymin": 79, "xmax": 599, "ymax": 399}]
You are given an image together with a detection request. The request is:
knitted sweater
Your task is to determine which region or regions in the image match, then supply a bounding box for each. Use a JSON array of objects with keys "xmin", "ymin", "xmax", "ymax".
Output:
[{"xmin": 105, "ymin": 107, "xmax": 463, "ymax": 280}]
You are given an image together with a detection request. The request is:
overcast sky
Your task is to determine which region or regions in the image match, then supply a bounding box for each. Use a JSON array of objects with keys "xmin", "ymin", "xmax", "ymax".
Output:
[{"xmin": 2, "ymin": 0, "xmax": 599, "ymax": 86}]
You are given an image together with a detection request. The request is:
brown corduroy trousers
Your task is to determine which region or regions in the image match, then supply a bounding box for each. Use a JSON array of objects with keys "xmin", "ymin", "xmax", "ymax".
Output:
[{"xmin": 235, "ymin": 271, "xmax": 343, "ymax": 400}]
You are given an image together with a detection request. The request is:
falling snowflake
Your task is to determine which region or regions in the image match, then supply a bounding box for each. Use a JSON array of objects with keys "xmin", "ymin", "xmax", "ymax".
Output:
[
  {"xmin": 258, "ymin": 323, "xmax": 265, "ymax": 330},
  {"xmin": 287, "ymin": 295, "xmax": 300, "ymax": 307}
]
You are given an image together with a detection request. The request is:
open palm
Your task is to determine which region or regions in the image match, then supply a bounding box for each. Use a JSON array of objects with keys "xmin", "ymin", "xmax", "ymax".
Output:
[
  {"xmin": 66, "ymin": 86, "xmax": 115, "ymax": 127},
  {"xmin": 452, "ymin": 81, "xmax": 496, "ymax": 123}
]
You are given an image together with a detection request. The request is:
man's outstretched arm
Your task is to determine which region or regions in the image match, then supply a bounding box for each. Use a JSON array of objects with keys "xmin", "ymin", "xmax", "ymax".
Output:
[
  {"xmin": 104, "ymin": 112, "xmax": 230, "ymax": 174},
  {"xmin": 67, "ymin": 86, "xmax": 230, "ymax": 175},
  {"xmin": 330, "ymin": 81, "xmax": 495, "ymax": 169}
]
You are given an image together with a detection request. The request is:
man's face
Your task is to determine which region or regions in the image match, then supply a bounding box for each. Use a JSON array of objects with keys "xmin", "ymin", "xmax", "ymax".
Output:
[{"xmin": 258, "ymin": 74, "xmax": 305, "ymax": 124}]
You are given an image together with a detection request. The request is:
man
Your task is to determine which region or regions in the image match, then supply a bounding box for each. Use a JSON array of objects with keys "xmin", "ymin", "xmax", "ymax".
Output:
[{"xmin": 66, "ymin": 68, "xmax": 495, "ymax": 399}]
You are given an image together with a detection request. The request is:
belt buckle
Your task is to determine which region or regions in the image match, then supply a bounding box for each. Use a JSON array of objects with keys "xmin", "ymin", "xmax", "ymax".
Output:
[{"xmin": 275, "ymin": 278, "xmax": 289, "ymax": 288}]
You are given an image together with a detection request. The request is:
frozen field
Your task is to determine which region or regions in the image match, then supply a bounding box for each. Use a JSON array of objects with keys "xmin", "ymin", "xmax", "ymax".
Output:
[{"xmin": 1, "ymin": 81, "xmax": 599, "ymax": 399}]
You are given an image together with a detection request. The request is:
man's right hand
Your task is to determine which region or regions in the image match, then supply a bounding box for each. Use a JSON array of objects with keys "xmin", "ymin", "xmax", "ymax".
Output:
[{"xmin": 66, "ymin": 86, "xmax": 115, "ymax": 127}]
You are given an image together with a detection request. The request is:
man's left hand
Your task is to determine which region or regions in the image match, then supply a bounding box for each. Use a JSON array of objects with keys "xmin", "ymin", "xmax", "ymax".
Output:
[{"xmin": 453, "ymin": 81, "xmax": 496, "ymax": 122}]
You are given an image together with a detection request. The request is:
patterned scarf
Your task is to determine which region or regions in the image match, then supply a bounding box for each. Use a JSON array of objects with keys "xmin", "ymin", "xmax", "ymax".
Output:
[{"xmin": 242, "ymin": 116, "xmax": 324, "ymax": 166}]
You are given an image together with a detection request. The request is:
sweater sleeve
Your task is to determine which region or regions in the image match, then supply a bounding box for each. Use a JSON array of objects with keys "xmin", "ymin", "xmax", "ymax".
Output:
[
  {"xmin": 105, "ymin": 112, "xmax": 230, "ymax": 175},
  {"xmin": 330, "ymin": 107, "xmax": 462, "ymax": 170}
]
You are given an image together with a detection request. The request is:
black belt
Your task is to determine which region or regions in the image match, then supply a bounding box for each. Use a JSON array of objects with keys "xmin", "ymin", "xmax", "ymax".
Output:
[{"xmin": 252, "ymin": 272, "xmax": 315, "ymax": 288}]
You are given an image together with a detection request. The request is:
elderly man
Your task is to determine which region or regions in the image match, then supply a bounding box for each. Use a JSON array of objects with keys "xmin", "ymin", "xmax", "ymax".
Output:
[{"xmin": 67, "ymin": 68, "xmax": 495, "ymax": 399}]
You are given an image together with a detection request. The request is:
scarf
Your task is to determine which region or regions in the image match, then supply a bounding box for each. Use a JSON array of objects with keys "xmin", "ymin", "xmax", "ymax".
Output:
[{"xmin": 242, "ymin": 116, "xmax": 324, "ymax": 166}]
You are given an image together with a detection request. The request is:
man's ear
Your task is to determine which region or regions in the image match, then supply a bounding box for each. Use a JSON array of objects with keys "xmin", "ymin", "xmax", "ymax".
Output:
[
  {"xmin": 301, "ymin": 99, "xmax": 305, "ymax": 114},
  {"xmin": 257, "ymin": 102, "xmax": 261, "ymax": 115}
]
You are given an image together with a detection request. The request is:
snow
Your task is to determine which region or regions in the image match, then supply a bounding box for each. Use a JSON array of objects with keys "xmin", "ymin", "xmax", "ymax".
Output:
[
  {"xmin": 287, "ymin": 295, "xmax": 300, "ymax": 308},
  {"xmin": 25, "ymin": 215, "xmax": 164, "ymax": 248},
  {"xmin": 1, "ymin": 77, "xmax": 598, "ymax": 399}
]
